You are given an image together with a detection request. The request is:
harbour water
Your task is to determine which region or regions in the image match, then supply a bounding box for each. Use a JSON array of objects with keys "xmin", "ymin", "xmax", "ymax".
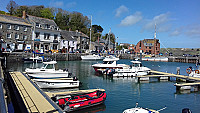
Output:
[{"xmin": 6, "ymin": 59, "xmax": 200, "ymax": 113}]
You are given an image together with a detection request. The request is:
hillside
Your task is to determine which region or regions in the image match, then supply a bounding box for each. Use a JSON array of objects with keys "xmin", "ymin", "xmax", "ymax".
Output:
[{"xmin": 160, "ymin": 48, "xmax": 200, "ymax": 56}]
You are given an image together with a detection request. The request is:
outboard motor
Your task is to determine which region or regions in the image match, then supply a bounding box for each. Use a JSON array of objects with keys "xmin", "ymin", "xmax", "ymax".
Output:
[
  {"xmin": 73, "ymin": 76, "xmax": 78, "ymax": 81},
  {"xmin": 182, "ymin": 108, "xmax": 192, "ymax": 113}
]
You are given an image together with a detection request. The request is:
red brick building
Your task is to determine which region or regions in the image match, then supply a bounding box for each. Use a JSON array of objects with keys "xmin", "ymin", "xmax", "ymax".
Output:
[{"xmin": 134, "ymin": 39, "xmax": 160, "ymax": 55}]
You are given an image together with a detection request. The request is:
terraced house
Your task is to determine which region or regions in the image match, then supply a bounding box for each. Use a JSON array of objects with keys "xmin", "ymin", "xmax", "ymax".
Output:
[
  {"xmin": 0, "ymin": 14, "xmax": 32, "ymax": 52},
  {"xmin": 24, "ymin": 11, "xmax": 61, "ymax": 53}
]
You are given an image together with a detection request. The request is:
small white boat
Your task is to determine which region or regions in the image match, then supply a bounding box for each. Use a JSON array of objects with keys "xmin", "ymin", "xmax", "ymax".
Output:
[
  {"xmin": 25, "ymin": 61, "xmax": 70, "ymax": 79},
  {"xmin": 92, "ymin": 55, "xmax": 129, "ymax": 73},
  {"xmin": 123, "ymin": 103, "xmax": 166, "ymax": 113},
  {"xmin": 110, "ymin": 60, "xmax": 151, "ymax": 77},
  {"xmin": 81, "ymin": 54, "xmax": 104, "ymax": 60},
  {"xmin": 33, "ymin": 77, "xmax": 80, "ymax": 89}
]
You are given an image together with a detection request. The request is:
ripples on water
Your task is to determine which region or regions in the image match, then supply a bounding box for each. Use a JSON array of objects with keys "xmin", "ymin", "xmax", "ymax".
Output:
[{"xmin": 6, "ymin": 59, "xmax": 200, "ymax": 113}]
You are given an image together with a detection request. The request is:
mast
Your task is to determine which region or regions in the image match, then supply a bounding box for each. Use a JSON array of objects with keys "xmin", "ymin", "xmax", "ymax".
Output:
[
  {"xmin": 154, "ymin": 23, "xmax": 156, "ymax": 39},
  {"xmin": 89, "ymin": 16, "xmax": 92, "ymax": 52}
]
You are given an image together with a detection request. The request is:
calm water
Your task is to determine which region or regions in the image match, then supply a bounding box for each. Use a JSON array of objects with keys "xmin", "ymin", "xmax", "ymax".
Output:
[{"xmin": 6, "ymin": 59, "xmax": 200, "ymax": 113}]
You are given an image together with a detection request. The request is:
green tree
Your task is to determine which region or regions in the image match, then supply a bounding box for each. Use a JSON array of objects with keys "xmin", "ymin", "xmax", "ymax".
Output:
[
  {"xmin": 102, "ymin": 33, "xmax": 116, "ymax": 44},
  {"xmin": 40, "ymin": 8, "xmax": 54, "ymax": 19},
  {"xmin": 54, "ymin": 8, "xmax": 70, "ymax": 30},
  {"xmin": 68, "ymin": 12, "xmax": 90, "ymax": 34},
  {"xmin": 92, "ymin": 25, "xmax": 103, "ymax": 34},
  {"xmin": 15, "ymin": 6, "xmax": 30, "ymax": 17},
  {"xmin": 0, "ymin": 10, "xmax": 6, "ymax": 14},
  {"xmin": 6, "ymin": 0, "xmax": 18, "ymax": 15}
]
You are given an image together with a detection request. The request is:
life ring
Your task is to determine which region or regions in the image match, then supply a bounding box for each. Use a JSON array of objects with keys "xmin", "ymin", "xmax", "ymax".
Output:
[
  {"xmin": 195, "ymin": 70, "xmax": 200, "ymax": 74},
  {"xmin": 186, "ymin": 68, "xmax": 192, "ymax": 74}
]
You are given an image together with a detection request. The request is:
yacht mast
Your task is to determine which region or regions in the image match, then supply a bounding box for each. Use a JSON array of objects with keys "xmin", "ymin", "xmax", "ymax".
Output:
[{"xmin": 89, "ymin": 16, "xmax": 92, "ymax": 52}]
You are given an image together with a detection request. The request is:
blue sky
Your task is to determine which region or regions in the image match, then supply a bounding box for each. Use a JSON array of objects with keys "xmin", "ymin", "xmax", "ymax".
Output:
[{"xmin": 0, "ymin": 0, "xmax": 200, "ymax": 48}]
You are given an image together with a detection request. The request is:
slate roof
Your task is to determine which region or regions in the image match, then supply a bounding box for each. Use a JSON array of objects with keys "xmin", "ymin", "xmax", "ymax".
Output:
[
  {"xmin": 61, "ymin": 30, "xmax": 89, "ymax": 41},
  {"xmin": 60, "ymin": 30, "xmax": 76, "ymax": 41},
  {"xmin": 27, "ymin": 15, "xmax": 57, "ymax": 26},
  {"xmin": 0, "ymin": 14, "xmax": 31, "ymax": 26}
]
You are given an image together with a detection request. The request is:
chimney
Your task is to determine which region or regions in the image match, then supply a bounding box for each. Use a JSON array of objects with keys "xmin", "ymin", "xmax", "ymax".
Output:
[{"xmin": 22, "ymin": 11, "xmax": 26, "ymax": 19}]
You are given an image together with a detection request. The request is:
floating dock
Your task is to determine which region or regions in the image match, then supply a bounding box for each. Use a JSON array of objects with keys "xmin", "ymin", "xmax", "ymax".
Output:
[
  {"xmin": 137, "ymin": 70, "xmax": 200, "ymax": 91},
  {"xmin": 9, "ymin": 72, "xmax": 62, "ymax": 113}
]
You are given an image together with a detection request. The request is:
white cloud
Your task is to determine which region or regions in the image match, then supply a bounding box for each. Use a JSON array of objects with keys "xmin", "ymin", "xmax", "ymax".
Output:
[
  {"xmin": 66, "ymin": 2, "xmax": 77, "ymax": 8},
  {"xmin": 115, "ymin": 5, "xmax": 128, "ymax": 17},
  {"xmin": 120, "ymin": 12, "xmax": 142, "ymax": 26},
  {"xmin": 143, "ymin": 12, "xmax": 170, "ymax": 32},
  {"xmin": 185, "ymin": 24, "xmax": 200, "ymax": 37},
  {"xmin": 170, "ymin": 29, "xmax": 181, "ymax": 36},
  {"xmin": 49, "ymin": 1, "xmax": 64, "ymax": 8}
]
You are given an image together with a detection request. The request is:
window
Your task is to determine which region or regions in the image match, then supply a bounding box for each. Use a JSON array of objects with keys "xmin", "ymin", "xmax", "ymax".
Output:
[
  {"xmin": 15, "ymin": 34, "xmax": 19, "ymax": 39},
  {"xmin": 7, "ymin": 33, "xmax": 11, "ymax": 38},
  {"xmin": 45, "ymin": 24, "xmax": 50, "ymax": 29},
  {"xmin": 54, "ymin": 34, "xmax": 58, "ymax": 40},
  {"xmin": 44, "ymin": 33, "xmax": 50, "ymax": 40},
  {"xmin": 0, "ymin": 24, "xmax": 2, "ymax": 29},
  {"xmin": 24, "ymin": 26, "xmax": 27, "ymax": 31},
  {"xmin": 35, "ymin": 32, "xmax": 40, "ymax": 39},
  {"xmin": 149, "ymin": 47, "xmax": 151, "ymax": 49},
  {"xmin": 7, "ymin": 24, "xmax": 11, "ymax": 29},
  {"xmin": 15, "ymin": 25, "xmax": 19, "ymax": 30},
  {"xmin": 23, "ymin": 35, "xmax": 27, "ymax": 40}
]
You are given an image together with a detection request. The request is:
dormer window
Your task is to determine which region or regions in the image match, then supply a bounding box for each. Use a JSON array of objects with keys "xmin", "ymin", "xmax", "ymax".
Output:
[
  {"xmin": 7, "ymin": 24, "xmax": 11, "ymax": 29},
  {"xmin": 45, "ymin": 24, "xmax": 50, "ymax": 29},
  {"xmin": 36, "ymin": 23, "xmax": 40, "ymax": 28},
  {"xmin": 15, "ymin": 25, "xmax": 19, "ymax": 30}
]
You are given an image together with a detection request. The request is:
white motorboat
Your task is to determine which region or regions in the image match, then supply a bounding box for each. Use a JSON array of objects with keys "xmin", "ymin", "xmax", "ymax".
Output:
[
  {"xmin": 92, "ymin": 55, "xmax": 129, "ymax": 73},
  {"xmin": 81, "ymin": 54, "xmax": 104, "ymax": 60},
  {"xmin": 123, "ymin": 103, "xmax": 166, "ymax": 113},
  {"xmin": 110, "ymin": 60, "xmax": 151, "ymax": 77},
  {"xmin": 33, "ymin": 77, "xmax": 80, "ymax": 89},
  {"xmin": 25, "ymin": 61, "xmax": 70, "ymax": 79},
  {"xmin": 186, "ymin": 66, "xmax": 200, "ymax": 78}
]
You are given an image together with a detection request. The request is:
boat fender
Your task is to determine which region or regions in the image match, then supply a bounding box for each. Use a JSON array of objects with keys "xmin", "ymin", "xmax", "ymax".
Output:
[
  {"xmin": 186, "ymin": 68, "xmax": 192, "ymax": 74},
  {"xmin": 195, "ymin": 70, "xmax": 200, "ymax": 74}
]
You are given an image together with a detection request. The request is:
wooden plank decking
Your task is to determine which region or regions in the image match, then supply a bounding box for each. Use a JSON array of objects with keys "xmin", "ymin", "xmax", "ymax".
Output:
[{"xmin": 9, "ymin": 72, "xmax": 62, "ymax": 113}]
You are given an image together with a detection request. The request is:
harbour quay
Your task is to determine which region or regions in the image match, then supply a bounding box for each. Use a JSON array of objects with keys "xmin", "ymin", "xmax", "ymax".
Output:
[{"xmin": 2, "ymin": 52, "xmax": 200, "ymax": 64}]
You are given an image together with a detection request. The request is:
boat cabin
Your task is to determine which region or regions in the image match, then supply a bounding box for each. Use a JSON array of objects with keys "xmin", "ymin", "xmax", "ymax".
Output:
[{"xmin": 130, "ymin": 61, "xmax": 142, "ymax": 67}]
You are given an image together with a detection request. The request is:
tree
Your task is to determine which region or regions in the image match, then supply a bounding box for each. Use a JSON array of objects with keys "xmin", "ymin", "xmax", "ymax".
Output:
[
  {"xmin": 15, "ymin": 6, "xmax": 30, "ymax": 17},
  {"xmin": 40, "ymin": 8, "xmax": 54, "ymax": 19},
  {"xmin": 54, "ymin": 8, "xmax": 70, "ymax": 30},
  {"xmin": 0, "ymin": 10, "xmax": 6, "ymax": 14},
  {"xmin": 68, "ymin": 12, "xmax": 90, "ymax": 34},
  {"xmin": 92, "ymin": 25, "xmax": 103, "ymax": 34},
  {"xmin": 6, "ymin": 0, "xmax": 18, "ymax": 15},
  {"xmin": 102, "ymin": 33, "xmax": 116, "ymax": 44}
]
